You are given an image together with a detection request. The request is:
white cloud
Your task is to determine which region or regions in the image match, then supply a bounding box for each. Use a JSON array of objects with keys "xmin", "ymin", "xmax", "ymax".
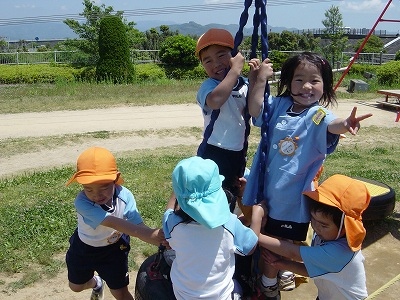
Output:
[
  {"xmin": 14, "ymin": 4, "xmax": 36, "ymax": 9},
  {"xmin": 204, "ymin": 0, "xmax": 236, "ymax": 4},
  {"xmin": 341, "ymin": 0, "xmax": 387, "ymax": 12}
]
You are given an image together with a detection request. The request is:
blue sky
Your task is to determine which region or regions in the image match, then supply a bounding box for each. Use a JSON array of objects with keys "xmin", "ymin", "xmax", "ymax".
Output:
[{"xmin": 1, "ymin": 0, "xmax": 399, "ymax": 33}]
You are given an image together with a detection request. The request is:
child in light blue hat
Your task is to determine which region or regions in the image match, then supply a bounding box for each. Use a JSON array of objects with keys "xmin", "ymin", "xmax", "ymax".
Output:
[{"xmin": 163, "ymin": 156, "xmax": 259, "ymax": 300}]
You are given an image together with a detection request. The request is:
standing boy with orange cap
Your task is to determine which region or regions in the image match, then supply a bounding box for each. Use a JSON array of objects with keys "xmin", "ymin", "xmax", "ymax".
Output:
[
  {"xmin": 252, "ymin": 174, "xmax": 371, "ymax": 299},
  {"xmin": 195, "ymin": 28, "xmax": 258, "ymax": 207},
  {"xmin": 65, "ymin": 147, "xmax": 165, "ymax": 300}
]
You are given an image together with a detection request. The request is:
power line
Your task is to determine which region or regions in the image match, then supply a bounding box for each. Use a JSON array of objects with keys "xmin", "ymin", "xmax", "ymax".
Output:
[{"xmin": 0, "ymin": 0, "xmax": 340, "ymax": 26}]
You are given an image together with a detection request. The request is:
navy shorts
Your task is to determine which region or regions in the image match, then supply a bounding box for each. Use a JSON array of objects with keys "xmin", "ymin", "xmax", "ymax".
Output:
[
  {"xmin": 66, "ymin": 229, "xmax": 131, "ymax": 290},
  {"xmin": 200, "ymin": 144, "xmax": 246, "ymax": 196},
  {"xmin": 263, "ymin": 217, "xmax": 309, "ymax": 241}
]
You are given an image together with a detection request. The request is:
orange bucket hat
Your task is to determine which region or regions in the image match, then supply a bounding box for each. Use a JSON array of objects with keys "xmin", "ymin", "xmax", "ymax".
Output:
[
  {"xmin": 66, "ymin": 147, "xmax": 124, "ymax": 186},
  {"xmin": 303, "ymin": 174, "xmax": 371, "ymax": 251},
  {"xmin": 195, "ymin": 28, "xmax": 234, "ymax": 58}
]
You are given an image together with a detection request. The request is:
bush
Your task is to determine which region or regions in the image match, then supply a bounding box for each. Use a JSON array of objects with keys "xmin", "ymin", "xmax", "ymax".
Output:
[
  {"xmin": 0, "ymin": 53, "xmax": 16, "ymax": 64},
  {"xmin": 0, "ymin": 64, "xmax": 77, "ymax": 84},
  {"xmin": 395, "ymin": 50, "xmax": 400, "ymax": 61},
  {"xmin": 159, "ymin": 35, "xmax": 198, "ymax": 67},
  {"xmin": 163, "ymin": 64, "xmax": 206, "ymax": 80},
  {"xmin": 74, "ymin": 66, "xmax": 97, "ymax": 82},
  {"xmin": 349, "ymin": 63, "xmax": 378, "ymax": 75},
  {"xmin": 96, "ymin": 16, "xmax": 135, "ymax": 84},
  {"xmin": 134, "ymin": 64, "xmax": 167, "ymax": 81},
  {"xmin": 376, "ymin": 61, "xmax": 400, "ymax": 86}
]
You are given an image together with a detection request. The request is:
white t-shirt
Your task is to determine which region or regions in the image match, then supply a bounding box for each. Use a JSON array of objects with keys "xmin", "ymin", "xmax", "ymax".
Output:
[
  {"xmin": 197, "ymin": 76, "xmax": 248, "ymax": 151},
  {"xmin": 74, "ymin": 185, "xmax": 143, "ymax": 247},
  {"xmin": 163, "ymin": 210, "xmax": 257, "ymax": 300},
  {"xmin": 300, "ymin": 234, "xmax": 368, "ymax": 300}
]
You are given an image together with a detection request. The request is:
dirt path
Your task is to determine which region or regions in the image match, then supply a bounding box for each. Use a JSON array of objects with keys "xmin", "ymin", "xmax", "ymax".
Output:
[
  {"xmin": 0, "ymin": 100, "xmax": 399, "ymax": 299},
  {"xmin": 1, "ymin": 100, "xmax": 399, "ymax": 179}
]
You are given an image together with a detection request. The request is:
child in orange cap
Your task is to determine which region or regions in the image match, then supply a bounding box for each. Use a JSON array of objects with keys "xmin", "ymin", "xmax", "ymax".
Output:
[
  {"xmin": 195, "ymin": 28, "xmax": 260, "ymax": 207},
  {"xmin": 252, "ymin": 174, "xmax": 371, "ymax": 299},
  {"xmin": 65, "ymin": 147, "xmax": 165, "ymax": 300}
]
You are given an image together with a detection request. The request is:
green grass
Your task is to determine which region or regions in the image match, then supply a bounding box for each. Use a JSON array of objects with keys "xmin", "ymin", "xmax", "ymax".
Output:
[
  {"xmin": 1, "ymin": 76, "xmax": 399, "ymax": 114},
  {"xmin": 0, "ymin": 79, "xmax": 202, "ymax": 114},
  {"xmin": 0, "ymin": 146, "xmax": 197, "ymax": 290}
]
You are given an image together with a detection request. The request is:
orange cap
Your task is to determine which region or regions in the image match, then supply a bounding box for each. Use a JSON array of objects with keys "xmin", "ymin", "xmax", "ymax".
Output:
[
  {"xmin": 303, "ymin": 174, "xmax": 371, "ymax": 251},
  {"xmin": 66, "ymin": 147, "xmax": 124, "ymax": 186},
  {"xmin": 195, "ymin": 28, "xmax": 234, "ymax": 58}
]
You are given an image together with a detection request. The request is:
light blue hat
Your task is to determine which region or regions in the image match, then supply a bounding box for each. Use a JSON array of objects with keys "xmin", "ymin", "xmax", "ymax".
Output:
[{"xmin": 172, "ymin": 156, "xmax": 231, "ymax": 229}]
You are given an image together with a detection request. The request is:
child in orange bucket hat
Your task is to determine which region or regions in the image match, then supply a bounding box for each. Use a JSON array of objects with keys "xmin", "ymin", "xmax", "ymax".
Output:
[
  {"xmin": 65, "ymin": 147, "xmax": 165, "ymax": 300},
  {"xmin": 252, "ymin": 174, "xmax": 371, "ymax": 299}
]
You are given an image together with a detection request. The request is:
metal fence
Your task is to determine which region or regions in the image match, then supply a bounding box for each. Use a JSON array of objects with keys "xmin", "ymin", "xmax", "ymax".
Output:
[
  {"xmin": 132, "ymin": 50, "xmax": 160, "ymax": 63},
  {"xmin": 0, "ymin": 49, "xmax": 395, "ymax": 66},
  {"xmin": 0, "ymin": 50, "xmax": 161, "ymax": 65},
  {"xmin": 241, "ymin": 50, "xmax": 396, "ymax": 67},
  {"xmin": 0, "ymin": 50, "xmax": 80, "ymax": 65}
]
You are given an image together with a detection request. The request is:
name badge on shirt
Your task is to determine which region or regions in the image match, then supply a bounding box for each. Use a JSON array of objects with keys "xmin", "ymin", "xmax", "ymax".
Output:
[
  {"xmin": 312, "ymin": 108, "xmax": 326, "ymax": 125},
  {"xmin": 278, "ymin": 137, "xmax": 298, "ymax": 156}
]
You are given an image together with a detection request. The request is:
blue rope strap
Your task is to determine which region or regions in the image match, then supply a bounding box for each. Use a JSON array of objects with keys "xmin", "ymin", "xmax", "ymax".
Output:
[
  {"xmin": 233, "ymin": 0, "xmax": 270, "ymax": 203},
  {"xmin": 197, "ymin": 109, "xmax": 220, "ymax": 157}
]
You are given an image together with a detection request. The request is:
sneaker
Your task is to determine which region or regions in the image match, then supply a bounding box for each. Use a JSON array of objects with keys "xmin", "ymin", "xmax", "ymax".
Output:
[
  {"xmin": 257, "ymin": 279, "xmax": 281, "ymax": 299},
  {"xmin": 278, "ymin": 272, "xmax": 296, "ymax": 291},
  {"xmin": 232, "ymin": 292, "xmax": 242, "ymax": 300},
  {"xmin": 90, "ymin": 275, "xmax": 104, "ymax": 300}
]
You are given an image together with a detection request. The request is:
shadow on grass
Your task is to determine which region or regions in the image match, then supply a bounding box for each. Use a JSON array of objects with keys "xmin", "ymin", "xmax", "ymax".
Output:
[{"xmin": 363, "ymin": 206, "xmax": 400, "ymax": 249}]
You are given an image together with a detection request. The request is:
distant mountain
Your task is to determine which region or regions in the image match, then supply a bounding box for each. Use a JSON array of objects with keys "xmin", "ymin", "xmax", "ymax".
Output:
[
  {"xmin": 0, "ymin": 20, "xmax": 296, "ymax": 42},
  {"xmin": 0, "ymin": 23, "xmax": 77, "ymax": 41},
  {"xmin": 164, "ymin": 21, "xmax": 297, "ymax": 37}
]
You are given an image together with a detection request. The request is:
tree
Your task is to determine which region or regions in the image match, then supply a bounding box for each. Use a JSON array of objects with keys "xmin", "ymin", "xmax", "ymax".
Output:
[
  {"xmin": 0, "ymin": 38, "xmax": 7, "ymax": 52},
  {"xmin": 126, "ymin": 21, "xmax": 146, "ymax": 49},
  {"xmin": 142, "ymin": 26, "xmax": 178, "ymax": 50},
  {"xmin": 63, "ymin": 0, "xmax": 143, "ymax": 65},
  {"xmin": 267, "ymin": 32, "xmax": 280, "ymax": 51},
  {"xmin": 96, "ymin": 16, "xmax": 134, "ymax": 84},
  {"xmin": 17, "ymin": 40, "xmax": 28, "ymax": 52},
  {"xmin": 279, "ymin": 31, "xmax": 299, "ymax": 51},
  {"xmin": 298, "ymin": 32, "xmax": 321, "ymax": 52},
  {"xmin": 353, "ymin": 35, "xmax": 384, "ymax": 53},
  {"xmin": 268, "ymin": 50, "xmax": 289, "ymax": 71},
  {"xmin": 321, "ymin": 5, "xmax": 348, "ymax": 67}
]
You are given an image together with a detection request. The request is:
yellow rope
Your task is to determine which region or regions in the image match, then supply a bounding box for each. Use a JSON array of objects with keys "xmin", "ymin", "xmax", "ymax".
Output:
[{"xmin": 366, "ymin": 273, "xmax": 400, "ymax": 299}]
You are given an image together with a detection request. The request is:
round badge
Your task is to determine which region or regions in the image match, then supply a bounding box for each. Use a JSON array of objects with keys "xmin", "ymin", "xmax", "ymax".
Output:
[{"xmin": 278, "ymin": 137, "xmax": 298, "ymax": 156}]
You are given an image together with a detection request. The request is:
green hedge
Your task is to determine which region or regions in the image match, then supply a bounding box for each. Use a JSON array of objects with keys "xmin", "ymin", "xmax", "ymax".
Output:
[
  {"xmin": 134, "ymin": 63, "xmax": 167, "ymax": 81},
  {"xmin": 376, "ymin": 61, "xmax": 400, "ymax": 85},
  {"xmin": 0, "ymin": 60, "xmax": 398, "ymax": 85},
  {"xmin": 0, "ymin": 63, "xmax": 206, "ymax": 83},
  {"xmin": 0, "ymin": 64, "xmax": 78, "ymax": 84}
]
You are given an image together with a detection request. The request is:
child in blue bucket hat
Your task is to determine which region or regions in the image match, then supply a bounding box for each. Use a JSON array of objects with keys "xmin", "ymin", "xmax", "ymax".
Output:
[{"xmin": 163, "ymin": 156, "xmax": 259, "ymax": 300}]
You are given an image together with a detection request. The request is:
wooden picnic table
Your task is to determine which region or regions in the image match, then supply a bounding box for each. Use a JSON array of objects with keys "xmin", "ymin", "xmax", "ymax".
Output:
[
  {"xmin": 376, "ymin": 90, "xmax": 400, "ymax": 112},
  {"xmin": 377, "ymin": 90, "xmax": 400, "ymax": 103}
]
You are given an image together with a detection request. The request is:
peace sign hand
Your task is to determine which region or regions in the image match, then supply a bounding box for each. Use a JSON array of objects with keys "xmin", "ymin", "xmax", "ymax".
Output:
[{"xmin": 345, "ymin": 106, "xmax": 373, "ymax": 135}]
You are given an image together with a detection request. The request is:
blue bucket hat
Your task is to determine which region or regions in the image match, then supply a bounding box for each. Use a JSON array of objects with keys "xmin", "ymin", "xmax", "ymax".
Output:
[{"xmin": 172, "ymin": 156, "xmax": 231, "ymax": 229}]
